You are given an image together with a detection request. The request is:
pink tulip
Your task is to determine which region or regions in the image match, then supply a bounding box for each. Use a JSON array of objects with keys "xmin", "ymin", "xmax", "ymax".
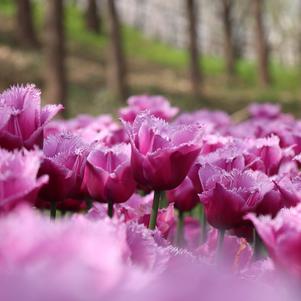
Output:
[
  {"xmin": 83, "ymin": 143, "xmax": 136, "ymax": 204},
  {"xmin": 199, "ymin": 164, "xmax": 273, "ymax": 229},
  {"xmin": 174, "ymin": 109, "xmax": 231, "ymax": 133},
  {"xmin": 0, "ymin": 84, "xmax": 62, "ymax": 150},
  {"xmin": 246, "ymin": 204, "xmax": 301, "ymax": 280},
  {"xmin": 248, "ymin": 103, "xmax": 281, "ymax": 119},
  {"xmin": 39, "ymin": 132, "xmax": 90, "ymax": 203},
  {"xmin": 244, "ymin": 136, "xmax": 283, "ymax": 176},
  {"xmin": 166, "ymin": 177, "xmax": 199, "ymax": 212},
  {"xmin": 189, "ymin": 140, "xmax": 247, "ymax": 193},
  {"xmin": 0, "ymin": 148, "xmax": 48, "ymax": 211},
  {"xmin": 0, "ymin": 206, "xmax": 141, "ymax": 300},
  {"xmin": 119, "ymin": 95, "xmax": 179, "ymax": 122},
  {"xmin": 123, "ymin": 111, "xmax": 203, "ymax": 191}
]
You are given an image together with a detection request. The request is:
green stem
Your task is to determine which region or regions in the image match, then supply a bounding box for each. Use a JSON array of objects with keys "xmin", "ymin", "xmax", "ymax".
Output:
[
  {"xmin": 85, "ymin": 198, "xmax": 93, "ymax": 211},
  {"xmin": 50, "ymin": 200, "xmax": 57, "ymax": 220},
  {"xmin": 149, "ymin": 191, "xmax": 162, "ymax": 230},
  {"xmin": 176, "ymin": 210, "xmax": 185, "ymax": 247},
  {"xmin": 199, "ymin": 204, "xmax": 207, "ymax": 244},
  {"xmin": 217, "ymin": 229, "xmax": 225, "ymax": 261},
  {"xmin": 253, "ymin": 228, "xmax": 262, "ymax": 259},
  {"xmin": 108, "ymin": 199, "xmax": 114, "ymax": 218}
]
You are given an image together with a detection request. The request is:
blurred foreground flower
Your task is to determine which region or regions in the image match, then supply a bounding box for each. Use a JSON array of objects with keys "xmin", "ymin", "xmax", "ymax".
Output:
[{"xmin": 247, "ymin": 204, "xmax": 301, "ymax": 280}]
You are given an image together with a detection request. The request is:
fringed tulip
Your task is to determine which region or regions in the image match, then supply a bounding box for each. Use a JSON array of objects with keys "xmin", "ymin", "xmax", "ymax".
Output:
[
  {"xmin": 248, "ymin": 103, "xmax": 281, "ymax": 119},
  {"xmin": 83, "ymin": 144, "xmax": 136, "ymax": 216},
  {"xmin": 0, "ymin": 84, "xmax": 62, "ymax": 150},
  {"xmin": 123, "ymin": 111, "xmax": 203, "ymax": 229},
  {"xmin": 0, "ymin": 148, "xmax": 48, "ymax": 211},
  {"xmin": 244, "ymin": 136, "xmax": 283, "ymax": 176},
  {"xmin": 39, "ymin": 132, "xmax": 90, "ymax": 208},
  {"xmin": 175, "ymin": 109, "xmax": 231, "ymax": 133},
  {"xmin": 166, "ymin": 177, "xmax": 199, "ymax": 212},
  {"xmin": 119, "ymin": 95, "xmax": 179, "ymax": 122},
  {"xmin": 123, "ymin": 111, "xmax": 203, "ymax": 191},
  {"xmin": 199, "ymin": 164, "xmax": 273, "ymax": 229},
  {"xmin": 247, "ymin": 204, "xmax": 301, "ymax": 280}
]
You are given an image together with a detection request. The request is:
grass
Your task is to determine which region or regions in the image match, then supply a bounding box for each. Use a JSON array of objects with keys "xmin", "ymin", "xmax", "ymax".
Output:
[{"xmin": 0, "ymin": 1, "xmax": 300, "ymax": 116}]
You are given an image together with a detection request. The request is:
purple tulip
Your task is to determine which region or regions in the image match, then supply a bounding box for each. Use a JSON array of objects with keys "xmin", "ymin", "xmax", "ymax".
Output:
[
  {"xmin": 83, "ymin": 143, "xmax": 136, "ymax": 205},
  {"xmin": 123, "ymin": 111, "xmax": 204, "ymax": 191},
  {"xmin": 199, "ymin": 164, "xmax": 273, "ymax": 229},
  {"xmin": 46, "ymin": 114, "xmax": 127, "ymax": 146},
  {"xmin": 166, "ymin": 177, "xmax": 199, "ymax": 212},
  {"xmin": 273, "ymin": 175, "xmax": 301, "ymax": 208},
  {"xmin": 174, "ymin": 109, "xmax": 231, "ymax": 134},
  {"xmin": 244, "ymin": 136, "xmax": 283, "ymax": 176},
  {"xmin": 119, "ymin": 95, "xmax": 179, "ymax": 123},
  {"xmin": 0, "ymin": 84, "xmax": 63, "ymax": 150},
  {"xmin": 39, "ymin": 132, "xmax": 90, "ymax": 204},
  {"xmin": 246, "ymin": 204, "xmax": 301, "ymax": 280},
  {"xmin": 0, "ymin": 148, "xmax": 48, "ymax": 212},
  {"xmin": 189, "ymin": 140, "xmax": 246, "ymax": 194},
  {"xmin": 248, "ymin": 103, "xmax": 281, "ymax": 119}
]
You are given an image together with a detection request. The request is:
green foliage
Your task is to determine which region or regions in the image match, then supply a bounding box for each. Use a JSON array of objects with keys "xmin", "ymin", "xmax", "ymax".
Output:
[{"xmin": 0, "ymin": 0, "xmax": 300, "ymax": 116}]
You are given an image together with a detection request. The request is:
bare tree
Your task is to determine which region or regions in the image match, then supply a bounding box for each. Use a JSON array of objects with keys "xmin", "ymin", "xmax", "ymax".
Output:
[
  {"xmin": 253, "ymin": 0, "xmax": 270, "ymax": 86},
  {"xmin": 221, "ymin": 0, "xmax": 235, "ymax": 77},
  {"xmin": 15, "ymin": 0, "xmax": 39, "ymax": 48},
  {"xmin": 44, "ymin": 0, "xmax": 68, "ymax": 117},
  {"xmin": 105, "ymin": 0, "xmax": 129, "ymax": 101},
  {"xmin": 85, "ymin": 0, "xmax": 101, "ymax": 34},
  {"xmin": 185, "ymin": 0, "xmax": 202, "ymax": 100}
]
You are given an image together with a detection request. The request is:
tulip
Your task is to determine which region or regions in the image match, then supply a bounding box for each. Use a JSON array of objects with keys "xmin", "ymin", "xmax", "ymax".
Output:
[
  {"xmin": 166, "ymin": 177, "xmax": 199, "ymax": 212},
  {"xmin": 174, "ymin": 109, "xmax": 231, "ymax": 134},
  {"xmin": 0, "ymin": 206, "xmax": 145, "ymax": 300},
  {"xmin": 119, "ymin": 95, "xmax": 179, "ymax": 123},
  {"xmin": 244, "ymin": 136, "xmax": 283, "ymax": 176},
  {"xmin": 0, "ymin": 84, "xmax": 63, "ymax": 150},
  {"xmin": 248, "ymin": 103, "xmax": 281, "ymax": 119},
  {"xmin": 256, "ymin": 175, "xmax": 301, "ymax": 218},
  {"xmin": 123, "ymin": 111, "xmax": 203, "ymax": 191},
  {"xmin": 189, "ymin": 140, "xmax": 246, "ymax": 194},
  {"xmin": 246, "ymin": 204, "xmax": 301, "ymax": 280},
  {"xmin": 83, "ymin": 143, "xmax": 136, "ymax": 217},
  {"xmin": 123, "ymin": 111, "xmax": 203, "ymax": 229},
  {"xmin": 0, "ymin": 148, "xmax": 48, "ymax": 212},
  {"xmin": 39, "ymin": 132, "xmax": 90, "ymax": 218},
  {"xmin": 199, "ymin": 164, "xmax": 273, "ymax": 230}
]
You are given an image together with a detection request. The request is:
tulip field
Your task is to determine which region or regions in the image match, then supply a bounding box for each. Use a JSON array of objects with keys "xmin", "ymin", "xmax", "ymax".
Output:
[{"xmin": 2, "ymin": 83, "xmax": 301, "ymax": 301}]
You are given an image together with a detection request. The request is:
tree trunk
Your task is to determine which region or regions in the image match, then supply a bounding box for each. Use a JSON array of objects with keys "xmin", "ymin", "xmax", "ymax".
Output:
[
  {"xmin": 105, "ymin": 0, "xmax": 129, "ymax": 102},
  {"xmin": 44, "ymin": 0, "xmax": 67, "ymax": 117},
  {"xmin": 253, "ymin": 0, "xmax": 270, "ymax": 87},
  {"xmin": 85, "ymin": 0, "xmax": 101, "ymax": 33},
  {"xmin": 221, "ymin": 0, "xmax": 235, "ymax": 77},
  {"xmin": 185, "ymin": 0, "xmax": 202, "ymax": 100},
  {"xmin": 15, "ymin": 0, "xmax": 39, "ymax": 48}
]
